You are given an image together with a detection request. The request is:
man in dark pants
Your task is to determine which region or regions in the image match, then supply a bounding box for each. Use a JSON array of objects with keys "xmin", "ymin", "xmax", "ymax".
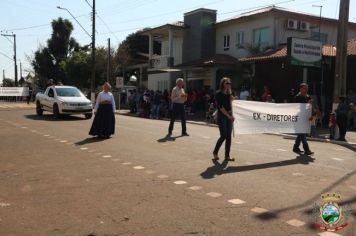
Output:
[
  {"xmin": 168, "ymin": 78, "xmax": 189, "ymax": 136},
  {"xmin": 293, "ymin": 83, "xmax": 314, "ymax": 155},
  {"xmin": 335, "ymin": 97, "xmax": 350, "ymax": 141}
]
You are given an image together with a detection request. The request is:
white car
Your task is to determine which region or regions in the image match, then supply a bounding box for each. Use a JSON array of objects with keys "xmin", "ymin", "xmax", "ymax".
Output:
[{"xmin": 35, "ymin": 86, "xmax": 93, "ymax": 119}]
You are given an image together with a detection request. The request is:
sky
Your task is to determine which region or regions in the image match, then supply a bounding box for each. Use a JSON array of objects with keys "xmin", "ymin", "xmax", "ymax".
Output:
[{"xmin": 0, "ymin": 0, "xmax": 355, "ymax": 83}]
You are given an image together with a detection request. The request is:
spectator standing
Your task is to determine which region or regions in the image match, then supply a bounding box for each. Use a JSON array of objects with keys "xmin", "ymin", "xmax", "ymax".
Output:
[
  {"xmin": 335, "ymin": 97, "xmax": 350, "ymax": 141},
  {"xmin": 152, "ymin": 90, "xmax": 162, "ymax": 119},
  {"xmin": 328, "ymin": 113, "xmax": 337, "ymax": 140},
  {"xmin": 261, "ymin": 86, "xmax": 270, "ymax": 102},
  {"xmin": 239, "ymin": 86, "xmax": 250, "ymax": 100}
]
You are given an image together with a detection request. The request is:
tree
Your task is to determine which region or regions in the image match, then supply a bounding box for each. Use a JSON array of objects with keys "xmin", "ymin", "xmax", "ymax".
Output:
[
  {"xmin": 2, "ymin": 78, "xmax": 15, "ymax": 87},
  {"xmin": 31, "ymin": 18, "xmax": 79, "ymax": 87}
]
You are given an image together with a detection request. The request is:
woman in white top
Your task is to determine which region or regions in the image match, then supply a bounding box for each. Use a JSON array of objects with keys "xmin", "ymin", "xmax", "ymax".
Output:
[{"xmin": 89, "ymin": 82, "xmax": 116, "ymax": 138}]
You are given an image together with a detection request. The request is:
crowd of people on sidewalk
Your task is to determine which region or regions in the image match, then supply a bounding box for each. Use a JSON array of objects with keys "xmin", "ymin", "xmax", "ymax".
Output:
[{"xmin": 127, "ymin": 88, "xmax": 216, "ymax": 120}]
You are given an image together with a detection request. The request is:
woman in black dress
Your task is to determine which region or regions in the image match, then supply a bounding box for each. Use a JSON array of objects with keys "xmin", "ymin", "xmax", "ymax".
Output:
[
  {"xmin": 213, "ymin": 77, "xmax": 235, "ymax": 161},
  {"xmin": 89, "ymin": 82, "xmax": 116, "ymax": 138}
]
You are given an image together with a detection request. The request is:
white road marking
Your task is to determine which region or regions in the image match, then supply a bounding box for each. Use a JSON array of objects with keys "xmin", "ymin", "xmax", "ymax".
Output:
[
  {"xmin": 80, "ymin": 147, "xmax": 88, "ymax": 150},
  {"xmin": 173, "ymin": 180, "xmax": 187, "ymax": 185},
  {"xmin": 251, "ymin": 207, "xmax": 268, "ymax": 213},
  {"xmin": 286, "ymin": 219, "xmax": 305, "ymax": 227},
  {"xmin": 207, "ymin": 192, "xmax": 222, "ymax": 198},
  {"xmin": 202, "ymin": 136, "xmax": 210, "ymax": 139},
  {"xmin": 188, "ymin": 186, "xmax": 202, "ymax": 191},
  {"xmin": 228, "ymin": 199, "xmax": 246, "ymax": 205},
  {"xmin": 145, "ymin": 170, "xmax": 156, "ymax": 174},
  {"xmin": 244, "ymin": 162, "xmax": 254, "ymax": 165},
  {"xmin": 332, "ymin": 158, "xmax": 344, "ymax": 161},
  {"xmin": 21, "ymin": 126, "xmax": 27, "ymax": 129},
  {"xmin": 60, "ymin": 140, "xmax": 67, "ymax": 143},
  {"xmin": 97, "ymin": 152, "xmax": 103, "ymax": 155},
  {"xmin": 292, "ymin": 172, "xmax": 304, "ymax": 177},
  {"xmin": 102, "ymin": 155, "xmax": 112, "ymax": 158},
  {"xmin": 157, "ymin": 175, "xmax": 168, "ymax": 179},
  {"xmin": 112, "ymin": 158, "xmax": 121, "ymax": 162},
  {"xmin": 133, "ymin": 166, "xmax": 145, "ymax": 170},
  {"xmin": 276, "ymin": 149, "xmax": 287, "ymax": 152},
  {"xmin": 122, "ymin": 162, "xmax": 132, "ymax": 165},
  {"xmin": 318, "ymin": 232, "xmax": 342, "ymax": 236},
  {"xmin": 234, "ymin": 141, "xmax": 243, "ymax": 144},
  {"xmin": 0, "ymin": 202, "xmax": 10, "ymax": 207}
]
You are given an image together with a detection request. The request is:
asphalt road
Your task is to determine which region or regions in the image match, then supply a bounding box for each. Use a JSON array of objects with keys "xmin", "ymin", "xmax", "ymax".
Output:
[{"xmin": 0, "ymin": 107, "xmax": 355, "ymax": 236}]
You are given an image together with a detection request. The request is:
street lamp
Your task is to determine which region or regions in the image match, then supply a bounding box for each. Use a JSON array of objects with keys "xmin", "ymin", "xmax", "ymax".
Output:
[
  {"xmin": 312, "ymin": 5, "xmax": 323, "ymax": 41},
  {"xmin": 57, "ymin": 4, "xmax": 96, "ymax": 102},
  {"xmin": 1, "ymin": 33, "xmax": 17, "ymax": 87},
  {"xmin": 57, "ymin": 6, "xmax": 91, "ymax": 38}
]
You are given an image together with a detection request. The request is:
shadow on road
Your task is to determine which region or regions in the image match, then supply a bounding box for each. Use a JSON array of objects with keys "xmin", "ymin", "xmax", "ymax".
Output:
[
  {"xmin": 25, "ymin": 114, "xmax": 86, "ymax": 122},
  {"xmin": 200, "ymin": 159, "xmax": 229, "ymax": 179},
  {"xmin": 157, "ymin": 134, "xmax": 184, "ymax": 143},
  {"xmin": 200, "ymin": 155, "xmax": 314, "ymax": 179},
  {"xmin": 75, "ymin": 137, "xmax": 106, "ymax": 145}
]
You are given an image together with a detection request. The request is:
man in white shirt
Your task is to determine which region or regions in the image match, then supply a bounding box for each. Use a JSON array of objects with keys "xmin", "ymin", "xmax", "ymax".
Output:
[{"xmin": 168, "ymin": 78, "xmax": 189, "ymax": 136}]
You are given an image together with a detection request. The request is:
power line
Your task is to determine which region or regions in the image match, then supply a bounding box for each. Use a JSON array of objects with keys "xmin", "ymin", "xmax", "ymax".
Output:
[
  {"xmin": 0, "ymin": 51, "xmax": 13, "ymax": 61},
  {"xmin": 84, "ymin": 0, "xmax": 119, "ymax": 41}
]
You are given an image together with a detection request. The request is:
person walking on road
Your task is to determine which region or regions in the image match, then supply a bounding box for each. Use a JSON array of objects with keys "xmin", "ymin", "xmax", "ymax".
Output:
[
  {"xmin": 293, "ymin": 83, "xmax": 314, "ymax": 155},
  {"xmin": 335, "ymin": 97, "xmax": 350, "ymax": 141},
  {"xmin": 89, "ymin": 82, "xmax": 116, "ymax": 139},
  {"xmin": 213, "ymin": 77, "xmax": 235, "ymax": 162},
  {"xmin": 168, "ymin": 78, "xmax": 189, "ymax": 136}
]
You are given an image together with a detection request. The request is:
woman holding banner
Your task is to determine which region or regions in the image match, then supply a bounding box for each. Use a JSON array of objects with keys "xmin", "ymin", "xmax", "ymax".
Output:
[{"xmin": 213, "ymin": 77, "xmax": 235, "ymax": 161}]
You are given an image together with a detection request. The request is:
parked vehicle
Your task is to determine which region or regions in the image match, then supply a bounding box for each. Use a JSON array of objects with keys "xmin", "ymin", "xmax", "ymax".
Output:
[{"xmin": 35, "ymin": 86, "xmax": 93, "ymax": 119}]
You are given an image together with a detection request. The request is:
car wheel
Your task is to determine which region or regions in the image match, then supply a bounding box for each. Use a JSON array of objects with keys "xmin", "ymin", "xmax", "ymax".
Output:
[
  {"xmin": 85, "ymin": 113, "xmax": 93, "ymax": 119},
  {"xmin": 36, "ymin": 102, "xmax": 43, "ymax": 116},
  {"xmin": 53, "ymin": 104, "xmax": 60, "ymax": 119}
]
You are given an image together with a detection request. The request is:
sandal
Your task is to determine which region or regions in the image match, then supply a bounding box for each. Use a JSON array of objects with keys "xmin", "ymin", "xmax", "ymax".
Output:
[
  {"xmin": 212, "ymin": 153, "xmax": 219, "ymax": 160},
  {"xmin": 225, "ymin": 157, "xmax": 235, "ymax": 161}
]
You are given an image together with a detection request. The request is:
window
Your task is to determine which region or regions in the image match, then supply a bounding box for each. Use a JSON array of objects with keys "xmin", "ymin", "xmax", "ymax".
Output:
[
  {"xmin": 55, "ymin": 87, "xmax": 82, "ymax": 97},
  {"xmin": 253, "ymin": 27, "xmax": 270, "ymax": 47},
  {"xmin": 311, "ymin": 32, "xmax": 328, "ymax": 44},
  {"xmin": 223, "ymin": 34, "xmax": 230, "ymax": 51},
  {"xmin": 236, "ymin": 31, "xmax": 244, "ymax": 48},
  {"xmin": 48, "ymin": 89, "xmax": 54, "ymax": 98}
]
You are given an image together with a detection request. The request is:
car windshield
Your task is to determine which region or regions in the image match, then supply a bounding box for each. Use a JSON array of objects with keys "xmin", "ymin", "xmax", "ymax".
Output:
[{"xmin": 55, "ymin": 87, "xmax": 82, "ymax": 97}]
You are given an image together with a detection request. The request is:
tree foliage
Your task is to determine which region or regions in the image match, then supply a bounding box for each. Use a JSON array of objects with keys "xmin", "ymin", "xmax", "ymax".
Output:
[{"xmin": 31, "ymin": 17, "xmax": 79, "ymax": 87}]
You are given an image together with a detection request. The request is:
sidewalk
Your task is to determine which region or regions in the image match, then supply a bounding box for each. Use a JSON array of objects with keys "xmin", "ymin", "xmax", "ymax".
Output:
[{"xmin": 116, "ymin": 109, "xmax": 356, "ymax": 150}]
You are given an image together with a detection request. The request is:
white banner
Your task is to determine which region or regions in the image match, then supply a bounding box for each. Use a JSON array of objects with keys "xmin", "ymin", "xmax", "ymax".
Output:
[
  {"xmin": 0, "ymin": 87, "xmax": 29, "ymax": 96},
  {"xmin": 233, "ymin": 100, "xmax": 311, "ymax": 134}
]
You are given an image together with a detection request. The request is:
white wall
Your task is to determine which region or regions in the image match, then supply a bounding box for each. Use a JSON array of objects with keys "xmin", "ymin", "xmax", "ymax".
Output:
[
  {"xmin": 161, "ymin": 36, "xmax": 183, "ymax": 65},
  {"xmin": 216, "ymin": 12, "xmax": 356, "ymax": 59},
  {"xmin": 216, "ymin": 16, "xmax": 275, "ymax": 59},
  {"xmin": 148, "ymin": 73, "xmax": 170, "ymax": 91}
]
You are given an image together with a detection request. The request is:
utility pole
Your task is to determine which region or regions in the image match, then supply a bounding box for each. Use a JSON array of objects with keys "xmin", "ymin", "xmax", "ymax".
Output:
[
  {"xmin": 3, "ymin": 70, "xmax": 5, "ymax": 80},
  {"xmin": 1, "ymin": 33, "xmax": 18, "ymax": 87},
  {"xmin": 333, "ymin": 0, "xmax": 349, "ymax": 104},
  {"xmin": 90, "ymin": 0, "xmax": 96, "ymax": 102},
  {"xmin": 107, "ymin": 38, "xmax": 111, "ymax": 82},
  {"xmin": 20, "ymin": 62, "xmax": 22, "ymax": 78}
]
